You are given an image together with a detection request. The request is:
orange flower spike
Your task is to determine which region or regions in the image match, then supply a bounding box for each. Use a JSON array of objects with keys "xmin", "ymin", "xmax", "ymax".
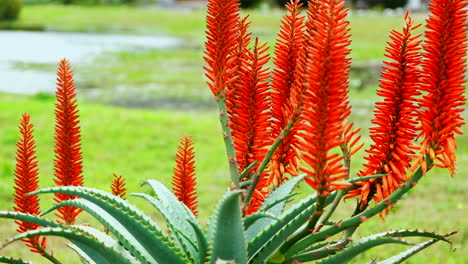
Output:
[
  {"xmin": 232, "ymin": 38, "xmax": 271, "ymax": 174},
  {"xmin": 418, "ymin": 0, "xmax": 467, "ymax": 174},
  {"xmin": 354, "ymin": 14, "xmax": 422, "ymax": 212},
  {"xmin": 53, "ymin": 59, "xmax": 84, "ymax": 225},
  {"xmin": 268, "ymin": 0, "xmax": 305, "ymax": 187},
  {"xmin": 226, "ymin": 16, "xmax": 252, "ymax": 120},
  {"xmin": 298, "ymin": 0, "xmax": 353, "ymax": 194},
  {"xmin": 203, "ymin": 0, "xmax": 240, "ymax": 97},
  {"xmin": 111, "ymin": 174, "xmax": 127, "ymax": 199},
  {"xmin": 172, "ymin": 136, "xmax": 198, "ymax": 217},
  {"xmin": 13, "ymin": 114, "xmax": 47, "ymax": 253}
]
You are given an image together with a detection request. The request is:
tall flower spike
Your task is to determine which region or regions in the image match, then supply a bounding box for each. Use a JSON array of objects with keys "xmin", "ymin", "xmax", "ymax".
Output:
[
  {"xmin": 418, "ymin": 0, "xmax": 467, "ymax": 175},
  {"xmin": 111, "ymin": 173, "xmax": 127, "ymax": 199},
  {"xmin": 53, "ymin": 59, "xmax": 84, "ymax": 225},
  {"xmin": 172, "ymin": 136, "xmax": 198, "ymax": 216},
  {"xmin": 268, "ymin": 0, "xmax": 305, "ymax": 188},
  {"xmin": 298, "ymin": 0, "xmax": 353, "ymax": 195},
  {"xmin": 228, "ymin": 38, "xmax": 271, "ymax": 215},
  {"xmin": 347, "ymin": 14, "xmax": 422, "ymax": 214},
  {"xmin": 203, "ymin": 0, "xmax": 240, "ymax": 97},
  {"xmin": 226, "ymin": 16, "xmax": 252, "ymax": 122},
  {"xmin": 13, "ymin": 114, "xmax": 47, "ymax": 253}
]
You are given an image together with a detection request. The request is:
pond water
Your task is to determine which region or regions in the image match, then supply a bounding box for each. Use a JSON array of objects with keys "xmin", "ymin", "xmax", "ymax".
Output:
[{"xmin": 0, "ymin": 30, "xmax": 180, "ymax": 94}]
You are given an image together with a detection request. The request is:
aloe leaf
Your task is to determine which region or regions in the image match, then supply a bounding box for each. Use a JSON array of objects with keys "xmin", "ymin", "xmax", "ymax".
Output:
[
  {"xmin": 0, "ymin": 257, "xmax": 33, "ymax": 264},
  {"xmin": 32, "ymin": 186, "xmax": 186, "ymax": 264},
  {"xmin": 244, "ymin": 212, "xmax": 280, "ymax": 230},
  {"xmin": 131, "ymin": 191, "xmax": 198, "ymax": 263},
  {"xmin": 246, "ymin": 175, "xmax": 306, "ymax": 241},
  {"xmin": 208, "ymin": 191, "xmax": 247, "ymax": 264},
  {"xmin": 42, "ymin": 198, "xmax": 152, "ymax": 263},
  {"xmin": 187, "ymin": 219, "xmax": 209, "ymax": 264},
  {"xmin": 71, "ymin": 225, "xmax": 137, "ymax": 262},
  {"xmin": 260, "ymin": 174, "xmax": 306, "ymax": 215},
  {"xmin": 136, "ymin": 179, "xmax": 200, "ymax": 263},
  {"xmin": 356, "ymin": 229, "xmax": 455, "ymax": 244},
  {"xmin": 295, "ymin": 237, "xmax": 412, "ymax": 264},
  {"xmin": 248, "ymin": 193, "xmax": 335, "ymax": 264},
  {"xmin": 376, "ymin": 239, "xmax": 438, "ymax": 264},
  {"xmin": 1, "ymin": 227, "xmax": 133, "ymax": 264},
  {"xmin": 67, "ymin": 244, "xmax": 94, "ymax": 264},
  {"xmin": 0, "ymin": 211, "xmax": 61, "ymax": 228},
  {"xmin": 377, "ymin": 232, "xmax": 456, "ymax": 264}
]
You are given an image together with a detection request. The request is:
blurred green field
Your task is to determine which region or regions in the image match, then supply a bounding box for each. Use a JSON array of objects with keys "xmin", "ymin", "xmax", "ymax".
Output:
[{"xmin": 0, "ymin": 3, "xmax": 466, "ymax": 264}]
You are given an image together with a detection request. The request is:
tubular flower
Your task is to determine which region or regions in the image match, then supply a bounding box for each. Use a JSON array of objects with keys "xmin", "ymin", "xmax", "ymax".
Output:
[
  {"xmin": 13, "ymin": 114, "xmax": 47, "ymax": 253},
  {"xmin": 268, "ymin": 0, "xmax": 305, "ymax": 188},
  {"xmin": 418, "ymin": 0, "xmax": 467, "ymax": 175},
  {"xmin": 203, "ymin": 0, "xmax": 240, "ymax": 97},
  {"xmin": 226, "ymin": 16, "xmax": 252, "ymax": 122},
  {"xmin": 347, "ymin": 14, "xmax": 422, "ymax": 212},
  {"xmin": 231, "ymin": 38, "xmax": 271, "ymax": 175},
  {"xmin": 53, "ymin": 59, "xmax": 84, "ymax": 225},
  {"xmin": 111, "ymin": 173, "xmax": 127, "ymax": 199},
  {"xmin": 229, "ymin": 39, "xmax": 271, "ymax": 214},
  {"xmin": 172, "ymin": 136, "xmax": 198, "ymax": 216},
  {"xmin": 298, "ymin": 0, "xmax": 353, "ymax": 196}
]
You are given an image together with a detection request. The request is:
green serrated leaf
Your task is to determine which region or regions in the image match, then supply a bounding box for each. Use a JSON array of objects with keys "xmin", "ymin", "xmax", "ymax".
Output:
[
  {"xmin": 131, "ymin": 190, "xmax": 199, "ymax": 264},
  {"xmin": 188, "ymin": 219, "xmax": 209, "ymax": 264},
  {"xmin": 246, "ymin": 175, "xmax": 306, "ymax": 242},
  {"xmin": 209, "ymin": 191, "xmax": 247, "ymax": 264},
  {"xmin": 33, "ymin": 186, "xmax": 187, "ymax": 264},
  {"xmin": 2, "ymin": 227, "xmax": 133, "ymax": 264},
  {"xmin": 43, "ymin": 198, "xmax": 152, "ymax": 263},
  {"xmin": 0, "ymin": 256, "xmax": 33, "ymax": 264},
  {"xmin": 244, "ymin": 212, "xmax": 280, "ymax": 230},
  {"xmin": 72, "ymin": 225, "xmax": 137, "ymax": 262},
  {"xmin": 356, "ymin": 229, "xmax": 455, "ymax": 245},
  {"xmin": 377, "ymin": 232, "xmax": 456, "ymax": 264},
  {"xmin": 301, "ymin": 237, "xmax": 413, "ymax": 264},
  {"xmin": 248, "ymin": 193, "xmax": 334, "ymax": 264}
]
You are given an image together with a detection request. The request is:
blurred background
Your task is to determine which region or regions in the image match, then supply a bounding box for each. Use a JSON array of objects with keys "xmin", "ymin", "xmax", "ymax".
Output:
[{"xmin": 0, "ymin": 0, "xmax": 466, "ymax": 263}]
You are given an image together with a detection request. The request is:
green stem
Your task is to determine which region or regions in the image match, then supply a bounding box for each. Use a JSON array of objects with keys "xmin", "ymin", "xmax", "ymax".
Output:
[
  {"xmin": 36, "ymin": 244, "xmax": 62, "ymax": 264},
  {"xmin": 256, "ymin": 124, "xmax": 292, "ymax": 176},
  {"xmin": 279, "ymin": 195, "xmax": 325, "ymax": 253},
  {"xmin": 315, "ymin": 143, "xmax": 352, "ymax": 232},
  {"xmin": 216, "ymin": 95, "xmax": 240, "ymax": 187},
  {"xmin": 242, "ymin": 124, "xmax": 293, "ymax": 210},
  {"xmin": 284, "ymin": 157, "xmax": 433, "ymax": 258}
]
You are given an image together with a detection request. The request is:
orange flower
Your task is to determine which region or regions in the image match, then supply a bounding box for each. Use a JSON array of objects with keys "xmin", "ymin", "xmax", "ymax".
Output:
[
  {"xmin": 418, "ymin": 0, "xmax": 467, "ymax": 175},
  {"xmin": 111, "ymin": 173, "xmax": 127, "ymax": 199},
  {"xmin": 203, "ymin": 0, "xmax": 240, "ymax": 97},
  {"xmin": 298, "ymin": 0, "xmax": 353, "ymax": 195},
  {"xmin": 349, "ymin": 14, "xmax": 422, "ymax": 213},
  {"xmin": 13, "ymin": 114, "xmax": 47, "ymax": 253},
  {"xmin": 228, "ymin": 39, "xmax": 271, "ymax": 214},
  {"xmin": 53, "ymin": 59, "xmax": 84, "ymax": 225},
  {"xmin": 172, "ymin": 136, "xmax": 198, "ymax": 216},
  {"xmin": 268, "ymin": 0, "xmax": 305, "ymax": 188}
]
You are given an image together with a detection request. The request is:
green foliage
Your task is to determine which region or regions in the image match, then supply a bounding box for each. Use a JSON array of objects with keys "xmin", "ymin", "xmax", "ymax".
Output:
[{"xmin": 0, "ymin": 0, "xmax": 21, "ymax": 21}]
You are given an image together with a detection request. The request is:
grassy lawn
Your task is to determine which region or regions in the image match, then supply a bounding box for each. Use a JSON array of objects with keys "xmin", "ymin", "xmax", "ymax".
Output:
[{"xmin": 0, "ymin": 3, "xmax": 466, "ymax": 264}]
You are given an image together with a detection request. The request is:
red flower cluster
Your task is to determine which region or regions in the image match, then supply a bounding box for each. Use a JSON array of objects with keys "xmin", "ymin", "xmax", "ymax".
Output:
[
  {"xmin": 268, "ymin": 0, "xmax": 305, "ymax": 188},
  {"xmin": 418, "ymin": 0, "xmax": 467, "ymax": 175},
  {"xmin": 172, "ymin": 136, "xmax": 198, "ymax": 216},
  {"xmin": 13, "ymin": 114, "xmax": 47, "ymax": 253},
  {"xmin": 348, "ymin": 13, "xmax": 422, "ymax": 212},
  {"xmin": 53, "ymin": 59, "xmax": 84, "ymax": 225},
  {"xmin": 111, "ymin": 173, "xmax": 127, "ymax": 199}
]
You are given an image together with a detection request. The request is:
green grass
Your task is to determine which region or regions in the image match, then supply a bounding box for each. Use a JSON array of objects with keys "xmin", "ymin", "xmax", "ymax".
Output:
[{"xmin": 0, "ymin": 3, "xmax": 466, "ymax": 264}]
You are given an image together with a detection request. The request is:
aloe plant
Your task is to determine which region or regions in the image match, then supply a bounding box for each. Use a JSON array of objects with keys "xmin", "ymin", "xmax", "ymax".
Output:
[{"xmin": 0, "ymin": 0, "xmax": 466, "ymax": 263}]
